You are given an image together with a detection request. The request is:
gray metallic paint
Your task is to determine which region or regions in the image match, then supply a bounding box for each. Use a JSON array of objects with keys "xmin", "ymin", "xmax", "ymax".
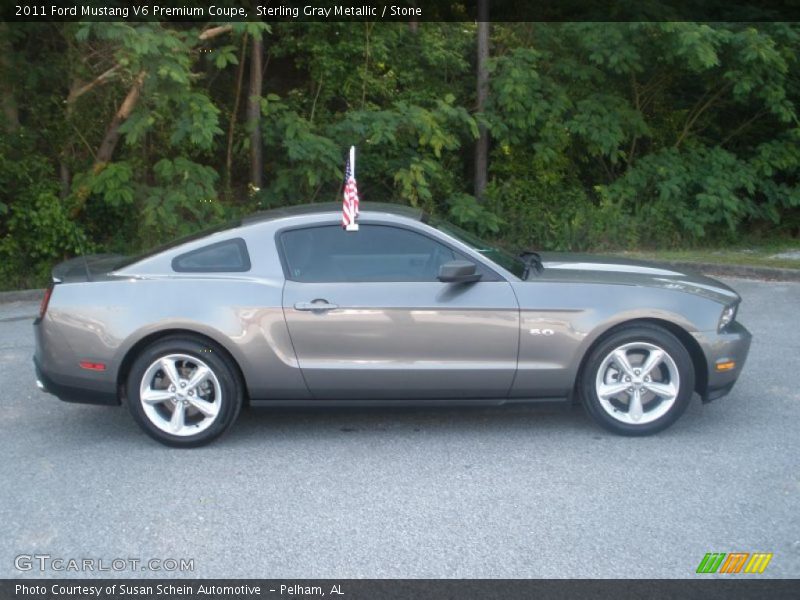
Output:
[
  {"xmin": 33, "ymin": 205, "xmax": 751, "ymax": 407},
  {"xmin": 282, "ymin": 280, "xmax": 519, "ymax": 398}
]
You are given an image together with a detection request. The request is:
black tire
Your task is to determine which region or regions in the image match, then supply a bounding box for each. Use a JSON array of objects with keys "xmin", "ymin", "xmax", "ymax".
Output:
[
  {"xmin": 580, "ymin": 324, "xmax": 695, "ymax": 436},
  {"xmin": 126, "ymin": 335, "xmax": 243, "ymax": 447}
]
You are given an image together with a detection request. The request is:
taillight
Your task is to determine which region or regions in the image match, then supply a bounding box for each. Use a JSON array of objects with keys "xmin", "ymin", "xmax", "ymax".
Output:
[{"xmin": 39, "ymin": 284, "xmax": 54, "ymax": 319}]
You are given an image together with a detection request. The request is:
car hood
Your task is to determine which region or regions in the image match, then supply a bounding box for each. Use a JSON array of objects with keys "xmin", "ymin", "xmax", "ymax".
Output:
[{"xmin": 532, "ymin": 252, "xmax": 740, "ymax": 304}]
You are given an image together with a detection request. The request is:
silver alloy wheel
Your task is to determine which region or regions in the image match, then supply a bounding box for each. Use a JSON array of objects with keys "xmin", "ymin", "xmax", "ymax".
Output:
[
  {"xmin": 139, "ymin": 354, "xmax": 222, "ymax": 437},
  {"xmin": 594, "ymin": 342, "xmax": 680, "ymax": 425}
]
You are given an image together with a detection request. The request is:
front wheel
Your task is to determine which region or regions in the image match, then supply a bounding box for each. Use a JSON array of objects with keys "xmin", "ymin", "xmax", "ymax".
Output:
[
  {"xmin": 126, "ymin": 336, "xmax": 243, "ymax": 447},
  {"xmin": 580, "ymin": 324, "xmax": 695, "ymax": 436}
]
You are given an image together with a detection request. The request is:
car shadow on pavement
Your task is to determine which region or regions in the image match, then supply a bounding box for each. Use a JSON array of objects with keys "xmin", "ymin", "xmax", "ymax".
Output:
[
  {"xmin": 48, "ymin": 395, "xmax": 714, "ymax": 449},
  {"xmin": 226, "ymin": 402, "xmax": 598, "ymax": 444},
  {"xmin": 23, "ymin": 398, "xmax": 598, "ymax": 450},
  {"xmin": 50, "ymin": 398, "xmax": 720, "ymax": 448}
]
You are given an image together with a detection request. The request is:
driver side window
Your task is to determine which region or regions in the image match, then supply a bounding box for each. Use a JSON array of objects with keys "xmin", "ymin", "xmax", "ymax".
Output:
[{"xmin": 280, "ymin": 225, "xmax": 459, "ymax": 282}]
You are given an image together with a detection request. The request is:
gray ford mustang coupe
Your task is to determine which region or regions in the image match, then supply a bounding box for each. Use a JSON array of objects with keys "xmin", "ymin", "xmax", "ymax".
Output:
[{"xmin": 34, "ymin": 203, "xmax": 751, "ymax": 446}]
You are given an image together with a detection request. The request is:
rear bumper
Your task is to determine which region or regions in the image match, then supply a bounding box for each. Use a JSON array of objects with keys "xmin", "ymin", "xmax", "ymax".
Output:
[
  {"xmin": 693, "ymin": 321, "xmax": 752, "ymax": 403},
  {"xmin": 33, "ymin": 307, "xmax": 120, "ymax": 406},
  {"xmin": 34, "ymin": 356, "xmax": 118, "ymax": 406}
]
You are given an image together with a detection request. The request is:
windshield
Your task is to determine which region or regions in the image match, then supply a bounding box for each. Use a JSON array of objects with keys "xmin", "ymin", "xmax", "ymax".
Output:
[{"xmin": 428, "ymin": 217, "xmax": 527, "ymax": 279}]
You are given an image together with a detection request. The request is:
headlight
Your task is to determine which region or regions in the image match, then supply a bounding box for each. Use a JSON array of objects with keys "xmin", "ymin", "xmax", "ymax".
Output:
[{"xmin": 718, "ymin": 304, "xmax": 737, "ymax": 332}]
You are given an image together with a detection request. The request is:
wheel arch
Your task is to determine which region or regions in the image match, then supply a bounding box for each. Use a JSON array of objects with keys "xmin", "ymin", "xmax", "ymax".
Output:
[
  {"xmin": 572, "ymin": 317, "xmax": 708, "ymax": 403},
  {"xmin": 116, "ymin": 329, "xmax": 250, "ymax": 406}
]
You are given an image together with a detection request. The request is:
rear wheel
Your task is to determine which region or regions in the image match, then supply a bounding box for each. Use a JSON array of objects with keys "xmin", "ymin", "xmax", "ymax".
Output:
[
  {"xmin": 126, "ymin": 336, "xmax": 242, "ymax": 447},
  {"xmin": 580, "ymin": 324, "xmax": 695, "ymax": 436}
]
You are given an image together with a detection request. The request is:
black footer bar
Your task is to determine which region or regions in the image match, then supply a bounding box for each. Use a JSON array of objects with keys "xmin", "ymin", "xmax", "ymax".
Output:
[{"xmin": 2, "ymin": 579, "xmax": 800, "ymax": 600}]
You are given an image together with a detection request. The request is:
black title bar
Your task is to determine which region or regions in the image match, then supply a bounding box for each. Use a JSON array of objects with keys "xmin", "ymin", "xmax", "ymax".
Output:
[{"xmin": 2, "ymin": 0, "xmax": 800, "ymax": 23}]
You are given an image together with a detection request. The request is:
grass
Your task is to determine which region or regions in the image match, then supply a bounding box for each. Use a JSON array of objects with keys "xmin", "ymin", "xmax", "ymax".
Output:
[{"xmin": 612, "ymin": 244, "xmax": 800, "ymax": 270}]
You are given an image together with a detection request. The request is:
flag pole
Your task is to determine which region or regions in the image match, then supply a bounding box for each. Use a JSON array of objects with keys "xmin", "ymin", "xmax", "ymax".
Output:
[{"xmin": 344, "ymin": 145, "xmax": 359, "ymax": 231}]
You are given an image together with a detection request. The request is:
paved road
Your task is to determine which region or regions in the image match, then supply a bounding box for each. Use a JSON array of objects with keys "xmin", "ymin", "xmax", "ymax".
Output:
[{"xmin": 1, "ymin": 278, "xmax": 798, "ymax": 579}]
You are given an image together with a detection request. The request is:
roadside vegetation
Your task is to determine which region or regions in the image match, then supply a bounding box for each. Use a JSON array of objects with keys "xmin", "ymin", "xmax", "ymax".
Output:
[
  {"xmin": 1, "ymin": 21, "xmax": 799, "ymax": 290},
  {"xmin": 616, "ymin": 244, "xmax": 800, "ymax": 271}
]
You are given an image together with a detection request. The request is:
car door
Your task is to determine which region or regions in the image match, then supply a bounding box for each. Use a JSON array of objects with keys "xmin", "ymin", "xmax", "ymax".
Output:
[{"xmin": 279, "ymin": 223, "xmax": 520, "ymax": 399}]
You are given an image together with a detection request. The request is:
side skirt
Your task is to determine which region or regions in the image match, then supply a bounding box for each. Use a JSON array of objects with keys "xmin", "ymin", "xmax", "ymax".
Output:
[{"xmin": 249, "ymin": 397, "xmax": 569, "ymax": 408}]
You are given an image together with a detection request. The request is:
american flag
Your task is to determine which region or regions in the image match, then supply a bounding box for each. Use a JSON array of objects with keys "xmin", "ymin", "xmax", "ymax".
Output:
[{"xmin": 342, "ymin": 146, "xmax": 359, "ymax": 230}]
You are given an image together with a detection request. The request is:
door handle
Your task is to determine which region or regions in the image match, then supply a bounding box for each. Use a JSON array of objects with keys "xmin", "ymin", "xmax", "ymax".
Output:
[{"xmin": 294, "ymin": 299, "xmax": 339, "ymax": 312}]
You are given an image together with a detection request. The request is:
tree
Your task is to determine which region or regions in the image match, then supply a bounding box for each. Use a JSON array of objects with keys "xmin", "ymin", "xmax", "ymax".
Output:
[
  {"xmin": 484, "ymin": 22, "xmax": 799, "ymax": 249},
  {"xmin": 247, "ymin": 33, "xmax": 264, "ymax": 190},
  {"xmin": 0, "ymin": 23, "xmax": 19, "ymax": 132},
  {"xmin": 474, "ymin": 0, "xmax": 490, "ymax": 201},
  {"xmin": 1, "ymin": 20, "xmax": 798, "ymax": 291}
]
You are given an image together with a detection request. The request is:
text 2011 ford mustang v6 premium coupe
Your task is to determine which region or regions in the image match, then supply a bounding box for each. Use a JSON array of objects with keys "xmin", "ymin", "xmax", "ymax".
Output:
[{"xmin": 34, "ymin": 203, "xmax": 751, "ymax": 446}]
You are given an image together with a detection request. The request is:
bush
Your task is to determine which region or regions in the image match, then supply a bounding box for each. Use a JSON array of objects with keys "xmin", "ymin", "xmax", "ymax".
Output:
[
  {"xmin": 484, "ymin": 178, "xmax": 645, "ymax": 252},
  {"xmin": 0, "ymin": 136, "xmax": 89, "ymax": 290}
]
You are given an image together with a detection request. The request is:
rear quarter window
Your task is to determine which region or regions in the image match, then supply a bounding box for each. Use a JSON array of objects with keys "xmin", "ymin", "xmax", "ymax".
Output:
[{"xmin": 172, "ymin": 238, "xmax": 251, "ymax": 272}]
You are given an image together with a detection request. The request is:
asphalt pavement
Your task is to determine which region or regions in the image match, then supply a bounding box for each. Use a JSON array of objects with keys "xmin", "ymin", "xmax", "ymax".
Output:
[{"xmin": 0, "ymin": 277, "xmax": 798, "ymax": 579}]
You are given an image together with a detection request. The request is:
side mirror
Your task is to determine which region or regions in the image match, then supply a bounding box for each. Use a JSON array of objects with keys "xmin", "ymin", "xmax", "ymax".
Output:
[{"xmin": 438, "ymin": 260, "xmax": 481, "ymax": 283}]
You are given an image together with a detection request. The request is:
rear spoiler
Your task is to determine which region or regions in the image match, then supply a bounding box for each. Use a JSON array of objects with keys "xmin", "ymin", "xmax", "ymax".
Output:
[{"xmin": 51, "ymin": 254, "xmax": 128, "ymax": 283}]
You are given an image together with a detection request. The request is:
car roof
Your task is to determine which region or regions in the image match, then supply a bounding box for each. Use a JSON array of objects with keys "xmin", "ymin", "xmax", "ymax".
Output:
[
  {"xmin": 115, "ymin": 202, "xmax": 425, "ymax": 271},
  {"xmin": 241, "ymin": 202, "xmax": 423, "ymax": 224}
]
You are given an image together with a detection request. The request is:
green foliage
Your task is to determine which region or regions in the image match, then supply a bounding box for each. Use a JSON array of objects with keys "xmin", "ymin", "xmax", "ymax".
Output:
[
  {"xmin": 212, "ymin": 45, "xmax": 239, "ymax": 69},
  {"xmin": 257, "ymin": 92, "xmax": 478, "ymax": 214},
  {"xmin": 256, "ymin": 94, "xmax": 343, "ymax": 206},
  {"xmin": 1, "ymin": 21, "xmax": 799, "ymax": 291},
  {"xmin": 483, "ymin": 147, "xmax": 640, "ymax": 252},
  {"xmin": 0, "ymin": 135, "xmax": 89, "ymax": 288},
  {"xmin": 138, "ymin": 158, "xmax": 223, "ymax": 246},
  {"xmin": 73, "ymin": 162, "xmax": 136, "ymax": 208},
  {"xmin": 486, "ymin": 22, "xmax": 800, "ymax": 249},
  {"xmin": 169, "ymin": 92, "xmax": 223, "ymax": 150},
  {"xmin": 448, "ymin": 194, "xmax": 503, "ymax": 236},
  {"xmin": 63, "ymin": 22, "xmax": 229, "ymax": 258}
]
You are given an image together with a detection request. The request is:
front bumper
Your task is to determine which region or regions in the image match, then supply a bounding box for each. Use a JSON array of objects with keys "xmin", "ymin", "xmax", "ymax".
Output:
[{"xmin": 693, "ymin": 321, "xmax": 752, "ymax": 403}]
